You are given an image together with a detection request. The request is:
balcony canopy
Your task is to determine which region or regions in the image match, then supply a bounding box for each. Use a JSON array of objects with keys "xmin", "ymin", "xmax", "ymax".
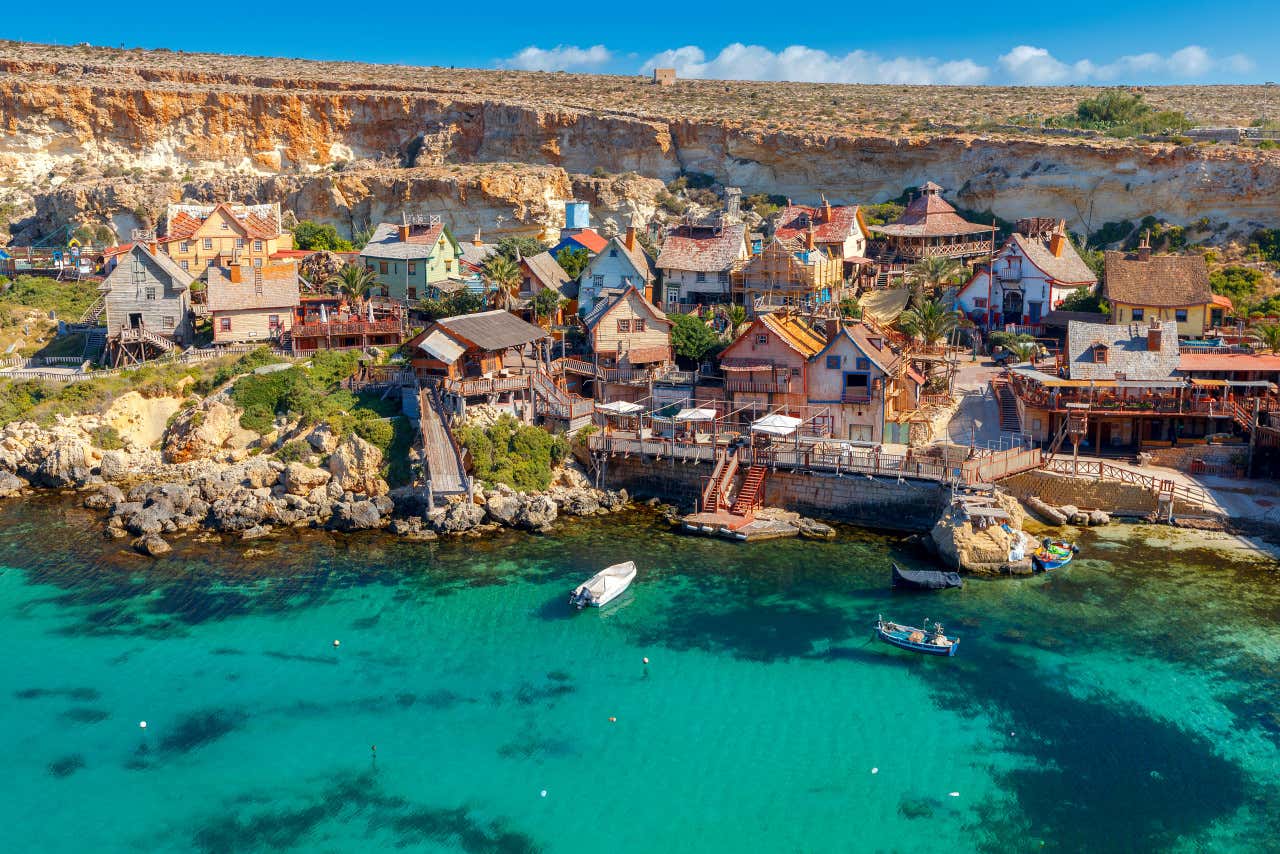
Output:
[{"xmin": 751, "ymin": 413, "xmax": 803, "ymax": 436}]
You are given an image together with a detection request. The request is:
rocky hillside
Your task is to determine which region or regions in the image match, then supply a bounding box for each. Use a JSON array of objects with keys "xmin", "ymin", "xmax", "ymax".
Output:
[{"xmin": 2, "ymin": 40, "xmax": 1280, "ymax": 243}]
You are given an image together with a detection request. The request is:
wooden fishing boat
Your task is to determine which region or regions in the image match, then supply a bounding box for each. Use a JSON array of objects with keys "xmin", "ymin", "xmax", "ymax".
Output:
[
  {"xmin": 875, "ymin": 616, "xmax": 959, "ymax": 657},
  {"xmin": 569, "ymin": 561, "xmax": 636, "ymax": 609},
  {"xmin": 1032, "ymin": 538, "xmax": 1078, "ymax": 571},
  {"xmin": 891, "ymin": 563, "xmax": 963, "ymax": 590}
]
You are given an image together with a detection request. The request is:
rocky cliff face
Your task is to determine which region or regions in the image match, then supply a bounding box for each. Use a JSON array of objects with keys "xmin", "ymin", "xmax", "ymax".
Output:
[{"xmin": 2, "ymin": 42, "xmax": 1279, "ymax": 243}]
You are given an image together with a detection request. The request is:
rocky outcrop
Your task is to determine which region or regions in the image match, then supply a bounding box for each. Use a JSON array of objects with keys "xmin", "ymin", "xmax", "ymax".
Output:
[
  {"xmin": 281, "ymin": 462, "xmax": 330, "ymax": 496},
  {"xmin": 162, "ymin": 400, "xmax": 256, "ymax": 464},
  {"xmin": 931, "ymin": 492, "xmax": 1032, "ymax": 575},
  {"xmin": 328, "ymin": 435, "xmax": 389, "ymax": 497}
]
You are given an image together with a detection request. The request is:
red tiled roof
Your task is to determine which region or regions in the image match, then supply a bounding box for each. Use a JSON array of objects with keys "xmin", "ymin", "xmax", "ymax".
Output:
[
  {"xmin": 568, "ymin": 229, "xmax": 608, "ymax": 254},
  {"xmin": 1178, "ymin": 353, "xmax": 1280, "ymax": 372},
  {"xmin": 103, "ymin": 242, "xmax": 135, "ymax": 257},
  {"xmin": 656, "ymin": 226, "xmax": 745, "ymax": 272},
  {"xmin": 160, "ymin": 203, "xmax": 280, "ymax": 242},
  {"xmin": 774, "ymin": 204, "xmax": 860, "ymax": 245},
  {"xmin": 1211, "ymin": 294, "xmax": 1234, "ymax": 309}
]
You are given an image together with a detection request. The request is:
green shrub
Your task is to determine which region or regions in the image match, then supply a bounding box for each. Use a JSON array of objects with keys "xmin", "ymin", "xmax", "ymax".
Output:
[
  {"xmin": 1210, "ymin": 266, "xmax": 1267, "ymax": 303},
  {"xmin": 456, "ymin": 414, "xmax": 568, "ymax": 492},
  {"xmin": 274, "ymin": 439, "xmax": 312, "ymax": 463},
  {"xmin": 0, "ymin": 276, "xmax": 99, "ymax": 319},
  {"xmin": 90, "ymin": 425, "xmax": 124, "ymax": 450}
]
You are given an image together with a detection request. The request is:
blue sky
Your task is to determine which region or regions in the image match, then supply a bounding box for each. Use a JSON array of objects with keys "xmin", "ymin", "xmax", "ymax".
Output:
[{"xmin": 6, "ymin": 2, "xmax": 1278, "ymax": 84}]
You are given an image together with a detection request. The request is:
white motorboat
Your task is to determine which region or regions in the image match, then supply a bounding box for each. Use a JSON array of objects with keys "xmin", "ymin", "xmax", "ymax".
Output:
[{"xmin": 569, "ymin": 561, "xmax": 636, "ymax": 609}]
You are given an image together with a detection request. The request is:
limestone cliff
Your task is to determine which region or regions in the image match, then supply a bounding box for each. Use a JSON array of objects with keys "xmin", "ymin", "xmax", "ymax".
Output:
[{"xmin": 2, "ymin": 40, "xmax": 1279, "ymax": 243}]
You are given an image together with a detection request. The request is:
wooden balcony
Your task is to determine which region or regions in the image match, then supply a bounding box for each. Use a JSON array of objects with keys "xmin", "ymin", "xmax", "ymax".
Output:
[
  {"xmin": 725, "ymin": 378, "xmax": 794, "ymax": 395},
  {"xmin": 841, "ymin": 391, "xmax": 872, "ymax": 405},
  {"xmin": 292, "ymin": 319, "xmax": 402, "ymax": 339}
]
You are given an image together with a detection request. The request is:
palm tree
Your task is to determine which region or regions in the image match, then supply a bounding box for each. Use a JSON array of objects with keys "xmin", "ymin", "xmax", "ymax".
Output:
[
  {"xmin": 324, "ymin": 263, "xmax": 378, "ymax": 311},
  {"xmin": 909, "ymin": 256, "xmax": 963, "ymax": 306},
  {"xmin": 897, "ymin": 298, "xmax": 959, "ymax": 348},
  {"xmin": 484, "ymin": 256, "xmax": 522, "ymax": 311},
  {"xmin": 1254, "ymin": 323, "xmax": 1280, "ymax": 354},
  {"xmin": 716, "ymin": 303, "xmax": 747, "ymax": 339}
]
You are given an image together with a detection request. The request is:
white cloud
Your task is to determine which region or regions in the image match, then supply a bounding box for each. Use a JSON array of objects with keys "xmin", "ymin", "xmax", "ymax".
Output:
[
  {"xmin": 1000, "ymin": 44, "xmax": 1253, "ymax": 84},
  {"xmin": 499, "ymin": 44, "xmax": 612, "ymax": 72},
  {"xmin": 642, "ymin": 43, "xmax": 990, "ymax": 85}
]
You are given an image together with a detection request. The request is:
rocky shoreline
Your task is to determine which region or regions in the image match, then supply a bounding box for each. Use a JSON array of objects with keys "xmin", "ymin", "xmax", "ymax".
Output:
[{"xmin": 0, "ymin": 406, "xmax": 631, "ymax": 557}]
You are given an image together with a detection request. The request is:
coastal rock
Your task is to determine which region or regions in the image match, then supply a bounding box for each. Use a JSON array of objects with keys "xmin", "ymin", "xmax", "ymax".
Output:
[
  {"xmin": 99, "ymin": 450, "xmax": 129, "ymax": 482},
  {"xmin": 331, "ymin": 500, "xmax": 384, "ymax": 531},
  {"xmin": 559, "ymin": 489, "xmax": 599, "ymax": 516},
  {"xmin": 485, "ymin": 493, "xmax": 521, "ymax": 526},
  {"xmin": 281, "ymin": 462, "xmax": 330, "ymax": 496},
  {"xmin": 515, "ymin": 495, "xmax": 558, "ymax": 531},
  {"xmin": 1024, "ymin": 496, "xmax": 1066, "ymax": 526},
  {"xmin": 388, "ymin": 486, "xmax": 432, "ymax": 518},
  {"xmin": 208, "ymin": 489, "xmax": 271, "ymax": 532},
  {"xmin": 552, "ymin": 460, "xmax": 592, "ymax": 490},
  {"xmin": 125, "ymin": 504, "xmax": 172, "ymax": 536},
  {"xmin": 305, "ymin": 424, "xmax": 339, "ymax": 454},
  {"xmin": 798, "ymin": 518, "xmax": 836, "ymax": 540},
  {"xmin": 390, "ymin": 517, "xmax": 439, "ymax": 540},
  {"xmin": 598, "ymin": 489, "xmax": 628, "ymax": 511},
  {"xmin": 35, "ymin": 438, "xmax": 93, "ymax": 487},
  {"xmin": 162, "ymin": 400, "xmax": 257, "ymax": 464},
  {"xmin": 242, "ymin": 459, "xmax": 280, "ymax": 490},
  {"xmin": 931, "ymin": 491, "xmax": 1029, "ymax": 575},
  {"xmin": 0, "ymin": 471, "xmax": 27, "ymax": 498},
  {"xmin": 83, "ymin": 483, "xmax": 123, "ymax": 509},
  {"xmin": 240, "ymin": 524, "xmax": 274, "ymax": 540},
  {"xmin": 328, "ymin": 435, "xmax": 388, "ymax": 496},
  {"xmin": 135, "ymin": 534, "xmax": 171, "ymax": 557},
  {"xmin": 431, "ymin": 500, "xmax": 485, "ymax": 534},
  {"xmin": 1089, "ymin": 509, "xmax": 1111, "ymax": 526}
]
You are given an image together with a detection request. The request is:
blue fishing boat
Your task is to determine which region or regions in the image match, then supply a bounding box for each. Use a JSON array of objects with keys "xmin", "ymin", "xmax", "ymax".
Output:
[
  {"xmin": 875, "ymin": 615, "xmax": 959, "ymax": 657},
  {"xmin": 1032, "ymin": 538, "xmax": 1078, "ymax": 571}
]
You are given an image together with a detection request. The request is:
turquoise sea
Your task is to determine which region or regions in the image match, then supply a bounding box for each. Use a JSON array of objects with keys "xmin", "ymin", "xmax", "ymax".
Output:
[{"xmin": 2, "ymin": 496, "xmax": 1278, "ymax": 853}]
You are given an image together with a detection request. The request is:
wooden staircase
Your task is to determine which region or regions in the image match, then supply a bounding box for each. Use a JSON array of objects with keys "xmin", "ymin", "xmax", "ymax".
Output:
[
  {"xmin": 79, "ymin": 295, "xmax": 106, "ymax": 325},
  {"xmin": 992, "ymin": 378, "xmax": 1021, "ymax": 433},
  {"xmin": 701, "ymin": 450, "xmax": 739, "ymax": 513},
  {"xmin": 730, "ymin": 465, "xmax": 767, "ymax": 516}
]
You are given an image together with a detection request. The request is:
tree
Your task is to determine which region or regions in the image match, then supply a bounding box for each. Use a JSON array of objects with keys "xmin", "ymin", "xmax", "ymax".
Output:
[
  {"xmin": 483, "ymin": 256, "xmax": 523, "ymax": 311},
  {"xmin": 494, "ymin": 236, "xmax": 549, "ymax": 262},
  {"xmin": 1210, "ymin": 266, "xmax": 1267, "ymax": 303},
  {"xmin": 555, "ymin": 247, "xmax": 590, "ymax": 280},
  {"xmin": 896, "ymin": 298, "xmax": 958, "ymax": 347},
  {"xmin": 909, "ymin": 256, "xmax": 962, "ymax": 305},
  {"xmin": 418, "ymin": 290, "xmax": 485, "ymax": 321},
  {"xmin": 324, "ymin": 263, "xmax": 377, "ymax": 308},
  {"xmin": 1255, "ymin": 323, "xmax": 1280, "ymax": 354},
  {"xmin": 670, "ymin": 313, "xmax": 719, "ymax": 364},
  {"xmin": 532, "ymin": 288, "xmax": 561, "ymax": 324},
  {"xmin": 293, "ymin": 220, "xmax": 354, "ymax": 252},
  {"xmin": 1059, "ymin": 286, "xmax": 1107, "ymax": 314}
]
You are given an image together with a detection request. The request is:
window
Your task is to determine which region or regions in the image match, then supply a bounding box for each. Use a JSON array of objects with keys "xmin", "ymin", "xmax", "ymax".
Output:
[
  {"xmin": 445, "ymin": 261, "xmax": 452, "ymax": 272},
  {"xmin": 1131, "ymin": 308, "xmax": 1144, "ymax": 321},
  {"xmin": 609, "ymin": 249, "xmax": 618, "ymax": 257},
  {"xmin": 253, "ymin": 258, "xmax": 262, "ymax": 268},
  {"xmin": 235, "ymin": 237, "xmax": 244, "ymax": 248},
  {"xmin": 202, "ymin": 238, "xmax": 212, "ymax": 250},
  {"xmin": 790, "ymin": 367, "xmax": 801, "ymax": 378},
  {"xmin": 617, "ymin": 319, "xmax": 631, "ymax": 333},
  {"xmin": 379, "ymin": 261, "xmax": 388, "ymax": 274},
  {"xmin": 219, "ymin": 317, "xmax": 231, "ymax": 332},
  {"xmin": 718, "ymin": 271, "xmax": 729, "ymax": 284},
  {"xmin": 220, "ymin": 220, "xmax": 229, "ymax": 230},
  {"xmin": 1093, "ymin": 345, "xmax": 1108, "ymax": 364},
  {"xmin": 634, "ymin": 319, "xmax": 645, "ymax": 333},
  {"xmin": 826, "ymin": 355, "xmax": 840, "ymax": 370},
  {"xmin": 180, "ymin": 242, "xmax": 190, "ymax": 253},
  {"xmin": 756, "ymin": 333, "xmax": 768, "ymax": 345},
  {"xmin": 696, "ymin": 272, "xmax": 707, "ymax": 283},
  {"xmin": 161, "ymin": 315, "xmax": 175, "ymax": 329},
  {"xmin": 144, "ymin": 287, "xmax": 156, "ymax": 300},
  {"xmin": 408, "ymin": 262, "xmax": 417, "ymax": 275},
  {"xmin": 254, "ymin": 240, "xmax": 263, "ymax": 252},
  {"xmin": 180, "ymin": 260, "xmax": 189, "ymax": 271},
  {"xmin": 407, "ymin": 287, "xmax": 417, "ymax": 301},
  {"xmin": 974, "ymin": 297, "xmax": 987, "ymax": 308},
  {"xmin": 1175, "ymin": 309, "xmax": 1188, "ymax": 322},
  {"xmin": 268, "ymin": 314, "xmax": 280, "ymax": 329},
  {"xmin": 592, "ymin": 275, "xmax": 605, "ymax": 288},
  {"xmin": 856, "ymin": 357, "xmax": 870, "ymax": 371}
]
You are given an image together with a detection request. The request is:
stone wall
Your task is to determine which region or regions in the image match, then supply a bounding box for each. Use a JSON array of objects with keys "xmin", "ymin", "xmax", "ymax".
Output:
[
  {"xmin": 1001, "ymin": 470, "xmax": 1201, "ymax": 517},
  {"xmin": 597, "ymin": 455, "xmax": 948, "ymax": 532}
]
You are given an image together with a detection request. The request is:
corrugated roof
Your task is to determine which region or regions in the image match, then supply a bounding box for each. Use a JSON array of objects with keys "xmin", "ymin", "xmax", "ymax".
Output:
[
  {"xmin": 435, "ymin": 309, "xmax": 549, "ymax": 351},
  {"xmin": 1104, "ymin": 251, "xmax": 1211, "ymax": 307},
  {"xmin": 567, "ymin": 229, "xmax": 608, "ymax": 254},
  {"xmin": 758, "ymin": 312, "xmax": 825, "ymax": 357},
  {"xmin": 656, "ymin": 226, "xmax": 746, "ymax": 272},
  {"xmin": 418, "ymin": 329, "xmax": 467, "ymax": 364},
  {"xmin": 1067, "ymin": 319, "xmax": 1180, "ymax": 381}
]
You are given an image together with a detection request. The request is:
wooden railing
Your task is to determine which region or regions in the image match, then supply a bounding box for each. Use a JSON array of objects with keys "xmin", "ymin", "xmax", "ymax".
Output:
[
  {"xmin": 961, "ymin": 447, "xmax": 1043, "ymax": 483},
  {"xmin": 292, "ymin": 319, "xmax": 402, "ymax": 339},
  {"xmin": 446, "ymin": 374, "xmax": 532, "ymax": 397},
  {"xmin": 1042, "ymin": 458, "xmax": 1212, "ymax": 507},
  {"xmin": 725, "ymin": 377, "xmax": 793, "ymax": 394},
  {"xmin": 920, "ymin": 392, "xmax": 953, "ymax": 406}
]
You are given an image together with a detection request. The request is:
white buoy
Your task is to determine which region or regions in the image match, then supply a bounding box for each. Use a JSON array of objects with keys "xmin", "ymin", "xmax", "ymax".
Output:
[
  {"xmin": 139, "ymin": 721, "xmax": 147, "ymax": 729},
  {"xmin": 642, "ymin": 657, "xmax": 649, "ymax": 665},
  {"xmin": 948, "ymin": 792, "xmax": 960, "ymax": 798},
  {"xmin": 333, "ymin": 640, "xmax": 341, "ymax": 648},
  {"xmin": 540, "ymin": 790, "xmax": 548, "ymax": 798},
  {"xmin": 871, "ymin": 767, "xmax": 879, "ymax": 775}
]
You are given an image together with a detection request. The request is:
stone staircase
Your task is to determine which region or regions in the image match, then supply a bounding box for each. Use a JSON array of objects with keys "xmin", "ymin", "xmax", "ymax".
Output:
[{"xmin": 992, "ymin": 379, "xmax": 1021, "ymax": 433}]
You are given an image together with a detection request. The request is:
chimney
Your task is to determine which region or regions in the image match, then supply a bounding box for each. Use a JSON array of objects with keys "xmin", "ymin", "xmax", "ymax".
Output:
[
  {"xmin": 625, "ymin": 225, "xmax": 636, "ymax": 252},
  {"xmin": 1137, "ymin": 230, "xmax": 1152, "ymax": 262},
  {"xmin": 1147, "ymin": 325, "xmax": 1161, "ymax": 352},
  {"xmin": 1049, "ymin": 220, "xmax": 1066, "ymax": 258},
  {"xmin": 825, "ymin": 316, "xmax": 841, "ymax": 341},
  {"xmin": 473, "ymin": 228, "xmax": 483, "ymax": 247},
  {"xmin": 229, "ymin": 264, "xmax": 242, "ymax": 284},
  {"xmin": 805, "ymin": 226, "xmax": 816, "ymax": 252},
  {"xmin": 398, "ymin": 223, "xmax": 410, "ymax": 242},
  {"xmin": 821, "ymin": 193, "xmax": 832, "ymax": 223}
]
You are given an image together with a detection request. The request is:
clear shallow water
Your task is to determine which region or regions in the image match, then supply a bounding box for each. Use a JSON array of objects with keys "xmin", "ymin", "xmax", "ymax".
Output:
[{"xmin": 1, "ymin": 498, "xmax": 1278, "ymax": 854}]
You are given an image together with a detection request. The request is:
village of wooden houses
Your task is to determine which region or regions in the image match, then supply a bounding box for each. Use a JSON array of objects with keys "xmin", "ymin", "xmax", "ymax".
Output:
[{"xmin": 3, "ymin": 180, "xmax": 1279, "ymax": 538}]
